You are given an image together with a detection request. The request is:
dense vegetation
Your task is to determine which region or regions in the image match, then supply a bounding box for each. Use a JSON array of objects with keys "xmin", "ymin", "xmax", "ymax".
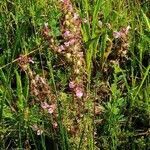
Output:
[{"xmin": 0, "ymin": 0, "xmax": 149, "ymax": 149}]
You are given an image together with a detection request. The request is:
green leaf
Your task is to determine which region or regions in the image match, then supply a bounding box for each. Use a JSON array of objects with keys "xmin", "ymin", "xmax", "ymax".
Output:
[{"xmin": 15, "ymin": 70, "xmax": 24, "ymax": 111}]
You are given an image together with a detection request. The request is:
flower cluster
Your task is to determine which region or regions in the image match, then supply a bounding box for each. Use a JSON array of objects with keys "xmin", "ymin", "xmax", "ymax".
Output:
[
  {"xmin": 17, "ymin": 54, "xmax": 58, "ymax": 132},
  {"xmin": 112, "ymin": 26, "xmax": 130, "ymax": 63},
  {"xmin": 42, "ymin": 0, "xmax": 89, "ymax": 148},
  {"xmin": 103, "ymin": 26, "xmax": 130, "ymax": 76},
  {"xmin": 41, "ymin": 101, "xmax": 56, "ymax": 114},
  {"xmin": 18, "ymin": 55, "xmax": 56, "ymax": 103},
  {"xmin": 69, "ymin": 81, "xmax": 84, "ymax": 98},
  {"xmin": 42, "ymin": 0, "xmax": 86, "ymax": 99},
  {"xmin": 30, "ymin": 75, "xmax": 53, "ymax": 101},
  {"xmin": 18, "ymin": 54, "xmax": 34, "ymax": 71},
  {"xmin": 59, "ymin": 0, "xmax": 85, "ymax": 98},
  {"xmin": 29, "ymin": 74, "xmax": 58, "ymax": 129}
]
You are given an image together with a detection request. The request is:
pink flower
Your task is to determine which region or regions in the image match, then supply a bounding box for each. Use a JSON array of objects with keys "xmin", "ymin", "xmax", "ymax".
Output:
[
  {"xmin": 41, "ymin": 102, "xmax": 50, "ymax": 109},
  {"xmin": 63, "ymin": 30, "xmax": 70, "ymax": 37},
  {"xmin": 69, "ymin": 39, "xmax": 76, "ymax": 45},
  {"xmin": 64, "ymin": 39, "xmax": 76, "ymax": 47},
  {"xmin": 113, "ymin": 26, "xmax": 130, "ymax": 39},
  {"xmin": 64, "ymin": 42, "xmax": 70, "ymax": 47},
  {"xmin": 61, "ymin": 0, "xmax": 73, "ymax": 11},
  {"xmin": 28, "ymin": 57, "xmax": 34, "ymax": 64},
  {"xmin": 53, "ymin": 122, "xmax": 58, "ymax": 129},
  {"xmin": 48, "ymin": 104, "xmax": 56, "ymax": 114},
  {"xmin": 113, "ymin": 31, "xmax": 122, "ymax": 39},
  {"xmin": 58, "ymin": 45, "xmax": 65, "ymax": 52},
  {"xmin": 69, "ymin": 81, "xmax": 76, "ymax": 89},
  {"xmin": 77, "ymin": 52, "xmax": 84, "ymax": 58},
  {"xmin": 68, "ymin": 4, "xmax": 73, "ymax": 12},
  {"xmin": 75, "ymin": 87, "xmax": 83, "ymax": 98},
  {"xmin": 73, "ymin": 13, "xmax": 79, "ymax": 20},
  {"xmin": 122, "ymin": 25, "xmax": 131, "ymax": 35}
]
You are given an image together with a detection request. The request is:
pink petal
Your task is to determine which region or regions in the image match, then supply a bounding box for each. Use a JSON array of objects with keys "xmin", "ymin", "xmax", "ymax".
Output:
[
  {"xmin": 48, "ymin": 104, "xmax": 56, "ymax": 114},
  {"xmin": 69, "ymin": 39, "xmax": 76, "ymax": 45},
  {"xmin": 63, "ymin": 30, "xmax": 70, "ymax": 37},
  {"xmin": 113, "ymin": 31, "xmax": 121, "ymax": 39},
  {"xmin": 53, "ymin": 122, "xmax": 58, "ymax": 129},
  {"xmin": 58, "ymin": 45, "xmax": 65, "ymax": 52},
  {"xmin": 73, "ymin": 13, "xmax": 79, "ymax": 20},
  {"xmin": 28, "ymin": 58, "xmax": 34, "ymax": 64},
  {"xmin": 69, "ymin": 81, "xmax": 76, "ymax": 89},
  {"xmin": 41, "ymin": 102, "xmax": 50, "ymax": 109},
  {"xmin": 75, "ymin": 88, "xmax": 83, "ymax": 98},
  {"xmin": 64, "ymin": 42, "xmax": 70, "ymax": 47}
]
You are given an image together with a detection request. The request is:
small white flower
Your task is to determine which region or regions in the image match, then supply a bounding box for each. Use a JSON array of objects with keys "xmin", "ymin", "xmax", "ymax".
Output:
[
  {"xmin": 113, "ymin": 31, "xmax": 122, "ymax": 39},
  {"xmin": 73, "ymin": 13, "xmax": 79, "ymax": 20},
  {"xmin": 64, "ymin": 42, "xmax": 70, "ymax": 47},
  {"xmin": 37, "ymin": 129, "xmax": 43, "ymax": 135},
  {"xmin": 44, "ymin": 22, "xmax": 48, "ymax": 27}
]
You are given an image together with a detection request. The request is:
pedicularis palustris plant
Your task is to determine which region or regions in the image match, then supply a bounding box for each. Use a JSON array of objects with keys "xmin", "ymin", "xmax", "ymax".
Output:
[
  {"xmin": 42, "ymin": 0, "xmax": 86, "ymax": 100},
  {"xmin": 18, "ymin": 55, "xmax": 58, "ymax": 130},
  {"xmin": 42, "ymin": 0, "xmax": 94, "ymax": 148}
]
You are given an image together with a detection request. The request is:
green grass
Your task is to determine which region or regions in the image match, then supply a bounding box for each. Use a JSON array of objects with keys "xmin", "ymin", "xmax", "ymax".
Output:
[{"xmin": 0, "ymin": 0, "xmax": 150, "ymax": 149}]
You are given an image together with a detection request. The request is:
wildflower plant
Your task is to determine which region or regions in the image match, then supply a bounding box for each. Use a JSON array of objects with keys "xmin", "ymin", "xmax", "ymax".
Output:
[{"xmin": 42, "ymin": 0, "xmax": 95, "ymax": 148}]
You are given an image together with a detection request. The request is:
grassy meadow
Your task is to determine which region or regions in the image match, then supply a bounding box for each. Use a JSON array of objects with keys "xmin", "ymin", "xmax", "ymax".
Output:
[{"xmin": 0, "ymin": 0, "xmax": 149, "ymax": 149}]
